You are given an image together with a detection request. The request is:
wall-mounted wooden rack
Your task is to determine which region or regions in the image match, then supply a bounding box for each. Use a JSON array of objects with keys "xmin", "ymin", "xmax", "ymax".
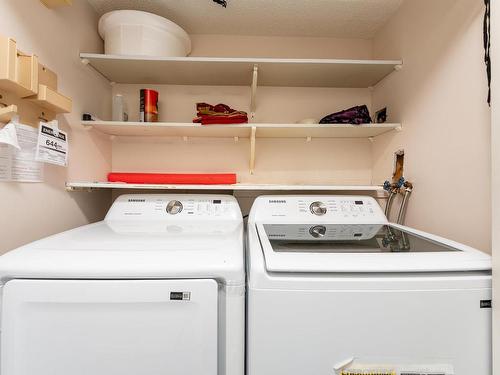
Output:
[
  {"xmin": 0, "ymin": 35, "xmax": 72, "ymax": 126},
  {"xmin": 29, "ymin": 84, "xmax": 72, "ymax": 113},
  {"xmin": 0, "ymin": 37, "xmax": 38, "ymax": 98}
]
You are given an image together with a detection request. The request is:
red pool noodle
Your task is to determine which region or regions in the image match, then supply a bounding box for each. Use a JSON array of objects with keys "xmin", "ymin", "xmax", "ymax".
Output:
[{"xmin": 108, "ymin": 173, "xmax": 237, "ymax": 185}]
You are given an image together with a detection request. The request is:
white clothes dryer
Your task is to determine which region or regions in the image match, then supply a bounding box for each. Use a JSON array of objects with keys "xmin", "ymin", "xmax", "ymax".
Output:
[{"xmin": 0, "ymin": 194, "xmax": 245, "ymax": 375}]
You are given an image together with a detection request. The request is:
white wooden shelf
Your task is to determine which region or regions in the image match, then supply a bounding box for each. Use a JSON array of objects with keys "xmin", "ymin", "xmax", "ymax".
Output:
[
  {"xmin": 66, "ymin": 181, "xmax": 386, "ymax": 193},
  {"xmin": 82, "ymin": 121, "xmax": 401, "ymax": 139},
  {"xmin": 80, "ymin": 53, "xmax": 402, "ymax": 88},
  {"xmin": 83, "ymin": 121, "xmax": 401, "ymax": 174}
]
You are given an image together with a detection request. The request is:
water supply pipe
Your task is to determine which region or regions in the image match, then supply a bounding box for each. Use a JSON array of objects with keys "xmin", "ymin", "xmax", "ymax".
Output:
[{"xmin": 396, "ymin": 181, "xmax": 413, "ymax": 225}]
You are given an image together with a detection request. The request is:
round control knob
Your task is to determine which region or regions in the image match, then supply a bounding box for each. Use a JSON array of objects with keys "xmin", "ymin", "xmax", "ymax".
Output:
[
  {"xmin": 166, "ymin": 200, "xmax": 183, "ymax": 215},
  {"xmin": 309, "ymin": 225, "xmax": 327, "ymax": 238},
  {"xmin": 309, "ymin": 201, "xmax": 327, "ymax": 216}
]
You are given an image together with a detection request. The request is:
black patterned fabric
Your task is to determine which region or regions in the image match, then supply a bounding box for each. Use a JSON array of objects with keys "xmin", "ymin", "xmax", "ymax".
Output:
[{"xmin": 319, "ymin": 105, "xmax": 372, "ymax": 125}]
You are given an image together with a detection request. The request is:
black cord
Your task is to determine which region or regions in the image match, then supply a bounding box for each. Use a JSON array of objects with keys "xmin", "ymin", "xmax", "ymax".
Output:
[
  {"xmin": 484, "ymin": 0, "xmax": 491, "ymax": 105},
  {"xmin": 213, "ymin": 0, "xmax": 227, "ymax": 7}
]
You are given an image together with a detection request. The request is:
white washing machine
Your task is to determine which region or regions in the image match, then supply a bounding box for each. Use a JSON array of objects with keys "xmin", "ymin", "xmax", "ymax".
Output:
[
  {"xmin": 0, "ymin": 194, "xmax": 245, "ymax": 375},
  {"xmin": 246, "ymin": 195, "xmax": 492, "ymax": 375}
]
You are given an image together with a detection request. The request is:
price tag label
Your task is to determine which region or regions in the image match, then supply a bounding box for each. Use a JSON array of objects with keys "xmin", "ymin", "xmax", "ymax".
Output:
[{"xmin": 35, "ymin": 120, "xmax": 68, "ymax": 167}]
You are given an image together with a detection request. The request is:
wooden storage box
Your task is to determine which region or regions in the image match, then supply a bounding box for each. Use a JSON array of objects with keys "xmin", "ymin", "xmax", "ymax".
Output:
[
  {"xmin": 28, "ymin": 84, "xmax": 72, "ymax": 113},
  {"xmin": 0, "ymin": 36, "xmax": 38, "ymax": 97},
  {"xmin": 38, "ymin": 64, "xmax": 57, "ymax": 90}
]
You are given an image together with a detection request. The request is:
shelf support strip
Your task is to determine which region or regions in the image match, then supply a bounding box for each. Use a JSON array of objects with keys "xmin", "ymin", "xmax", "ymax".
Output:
[
  {"xmin": 250, "ymin": 126, "xmax": 256, "ymax": 174},
  {"xmin": 250, "ymin": 65, "xmax": 258, "ymax": 119}
]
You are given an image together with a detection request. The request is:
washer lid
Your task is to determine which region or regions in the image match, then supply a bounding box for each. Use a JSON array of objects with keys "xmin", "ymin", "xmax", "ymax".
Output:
[{"xmin": 256, "ymin": 222, "xmax": 491, "ymax": 273}]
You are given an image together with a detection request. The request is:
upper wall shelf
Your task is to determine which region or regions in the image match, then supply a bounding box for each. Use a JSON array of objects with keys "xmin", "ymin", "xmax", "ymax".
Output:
[{"xmin": 80, "ymin": 53, "xmax": 402, "ymax": 88}]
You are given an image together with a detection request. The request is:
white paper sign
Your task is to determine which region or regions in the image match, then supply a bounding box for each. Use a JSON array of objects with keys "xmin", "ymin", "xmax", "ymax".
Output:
[
  {"xmin": 35, "ymin": 120, "xmax": 68, "ymax": 167},
  {"xmin": 0, "ymin": 143, "xmax": 11, "ymax": 180},
  {"xmin": 0, "ymin": 122, "xmax": 44, "ymax": 182},
  {"xmin": 0, "ymin": 121, "xmax": 20, "ymax": 150}
]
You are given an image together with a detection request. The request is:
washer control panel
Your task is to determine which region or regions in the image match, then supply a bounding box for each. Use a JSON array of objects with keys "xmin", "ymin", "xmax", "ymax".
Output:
[
  {"xmin": 106, "ymin": 194, "xmax": 242, "ymax": 221},
  {"xmin": 309, "ymin": 201, "xmax": 327, "ymax": 216},
  {"xmin": 298, "ymin": 198, "xmax": 377, "ymax": 218},
  {"xmin": 166, "ymin": 200, "xmax": 183, "ymax": 215},
  {"xmin": 255, "ymin": 196, "xmax": 387, "ymax": 223}
]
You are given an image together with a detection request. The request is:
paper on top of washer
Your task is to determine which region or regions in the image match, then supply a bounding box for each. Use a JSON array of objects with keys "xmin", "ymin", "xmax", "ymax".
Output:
[{"xmin": 334, "ymin": 357, "xmax": 454, "ymax": 375}]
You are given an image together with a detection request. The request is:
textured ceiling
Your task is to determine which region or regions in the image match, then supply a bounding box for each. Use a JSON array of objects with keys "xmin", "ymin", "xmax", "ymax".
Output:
[{"xmin": 87, "ymin": 0, "xmax": 403, "ymax": 38}]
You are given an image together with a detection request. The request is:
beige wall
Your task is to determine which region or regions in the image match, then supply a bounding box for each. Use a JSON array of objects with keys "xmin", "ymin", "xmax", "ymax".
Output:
[
  {"xmin": 371, "ymin": 0, "xmax": 491, "ymax": 252},
  {"xmin": 0, "ymin": 0, "xmax": 112, "ymax": 253},
  {"xmin": 0, "ymin": 2, "xmax": 491, "ymax": 256},
  {"xmin": 189, "ymin": 34, "xmax": 373, "ymax": 59}
]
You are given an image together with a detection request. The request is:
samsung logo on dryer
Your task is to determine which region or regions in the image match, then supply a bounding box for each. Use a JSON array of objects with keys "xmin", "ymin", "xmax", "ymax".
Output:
[
  {"xmin": 128, "ymin": 199, "xmax": 146, "ymax": 202},
  {"xmin": 268, "ymin": 200, "xmax": 287, "ymax": 204}
]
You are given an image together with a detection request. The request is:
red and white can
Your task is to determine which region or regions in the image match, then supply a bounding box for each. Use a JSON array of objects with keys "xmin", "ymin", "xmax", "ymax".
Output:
[{"xmin": 140, "ymin": 89, "xmax": 159, "ymax": 122}]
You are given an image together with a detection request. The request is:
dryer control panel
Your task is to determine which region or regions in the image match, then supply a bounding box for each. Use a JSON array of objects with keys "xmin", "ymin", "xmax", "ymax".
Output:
[
  {"xmin": 105, "ymin": 194, "xmax": 242, "ymax": 221},
  {"xmin": 252, "ymin": 196, "xmax": 388, "ymax": 224}
]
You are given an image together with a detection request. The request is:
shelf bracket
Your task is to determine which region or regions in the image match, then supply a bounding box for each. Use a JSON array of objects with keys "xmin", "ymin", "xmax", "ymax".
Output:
[
  {"xmin": 250, "ymin": 65, "xmax": 258, "ymax": 119},
  {"xmin": 250, "ymin": 126, "xmax": 256, "ymax": 174},
  {"xmin": 66, "ymin": 185, "xmax": 96, "ymax": 192},
  {"xmin": 80, "ymin": 57, "xmax": 112, "ymax": 83}
]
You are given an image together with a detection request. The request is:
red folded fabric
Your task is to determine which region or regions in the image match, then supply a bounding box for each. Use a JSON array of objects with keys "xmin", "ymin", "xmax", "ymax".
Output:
[
  {"xmin": 193, "ymin": 102, "xmax": 248, "ymax": 125},
  {"xmin": 108, "ymin": 173, "xmax": 237, "ymax": 185},
  {"xmin": 199, "ymin": 117, "xmax": 248, "ymax": 125}
]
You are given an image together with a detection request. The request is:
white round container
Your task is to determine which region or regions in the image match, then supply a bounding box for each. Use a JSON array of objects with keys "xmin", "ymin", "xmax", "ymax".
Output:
[{"xmin": 98, "ymin": 10, "xmax": 191, "ymax": 57}]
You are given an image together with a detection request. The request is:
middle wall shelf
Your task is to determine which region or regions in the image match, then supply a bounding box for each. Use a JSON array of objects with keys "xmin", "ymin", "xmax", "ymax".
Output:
[
  {"xmin": 83, "ymin": 121, "xmax": 401, "ymax": 138},
  {"xmin": 84, "ymin": 121, "xmax": 401, "ymax": 174}
]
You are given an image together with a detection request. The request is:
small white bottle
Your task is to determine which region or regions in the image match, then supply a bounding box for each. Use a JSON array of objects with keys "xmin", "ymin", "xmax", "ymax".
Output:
[{"xmin": 112, "ymin": 94, "xmax": 128, "ymax": 122}]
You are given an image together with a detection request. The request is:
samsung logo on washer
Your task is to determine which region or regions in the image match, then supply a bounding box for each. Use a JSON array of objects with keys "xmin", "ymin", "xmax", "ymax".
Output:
[
  {"xmin": 269, "ymin": 200, "xmax": 287, "ymax": 204},
  {"xmin": 128, "ymin": 199, "xmax": 146, "ymax": 202}
]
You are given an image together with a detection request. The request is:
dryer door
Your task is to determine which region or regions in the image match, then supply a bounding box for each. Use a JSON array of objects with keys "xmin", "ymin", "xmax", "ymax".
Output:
[{"xmin": 1, "ymin": 279, "xmax": 218, "ymax": 375}]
